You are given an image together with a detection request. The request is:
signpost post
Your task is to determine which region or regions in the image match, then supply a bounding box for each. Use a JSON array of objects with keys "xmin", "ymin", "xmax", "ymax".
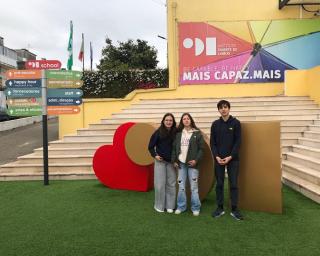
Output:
[{"xmin": 5, "ymin": 61, "xmax": 83, "ymax": 186}]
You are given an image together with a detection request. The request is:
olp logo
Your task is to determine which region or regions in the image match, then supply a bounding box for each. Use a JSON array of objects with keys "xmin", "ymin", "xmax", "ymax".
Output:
[{"xmin": 183, "ymin": 37, "xmax": 217, "ymax": 56}]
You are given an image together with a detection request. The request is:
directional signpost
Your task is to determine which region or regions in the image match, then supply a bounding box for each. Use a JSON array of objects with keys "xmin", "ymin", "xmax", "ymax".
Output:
[
  {"xmin": 7, "ymin": 98, "xmax": 42, "ymax": 107},
  {"xmin": 5, "ymin": 60, "xmax": 83, "ymax": 186},
  {"xmin": 7, "ymin": 106, "xmax": 43, "ymax": 116},
  {"xmin": 5, "ymin": 87, "xmax": 42, "ymax": 98},
  {"xmin": 5, "ymin": 79, "xmax": 42, "ymax": 88}
]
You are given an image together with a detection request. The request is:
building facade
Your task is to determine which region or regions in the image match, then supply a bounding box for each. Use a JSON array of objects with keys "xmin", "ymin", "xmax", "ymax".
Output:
[{"xmin": 0, "ymin": 37, "xmax": 36, "ymax": 90}]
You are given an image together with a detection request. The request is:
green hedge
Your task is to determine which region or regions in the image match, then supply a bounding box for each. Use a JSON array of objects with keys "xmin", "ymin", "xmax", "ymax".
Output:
[{"xmin": 81, "ymin": 69, "xmax": 168, "ymax": 98}]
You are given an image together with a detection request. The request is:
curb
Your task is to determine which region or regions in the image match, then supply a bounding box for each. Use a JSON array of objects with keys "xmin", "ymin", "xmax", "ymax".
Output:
[{"xmin": 0, "ymin": 116, "xmax": 57, "ymax": 132}]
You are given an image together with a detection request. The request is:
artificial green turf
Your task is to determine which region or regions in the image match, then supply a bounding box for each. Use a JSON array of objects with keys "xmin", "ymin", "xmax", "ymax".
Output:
[{"xmin": 0, "ymin": 180, "xmax": 319, "ymax": 256}]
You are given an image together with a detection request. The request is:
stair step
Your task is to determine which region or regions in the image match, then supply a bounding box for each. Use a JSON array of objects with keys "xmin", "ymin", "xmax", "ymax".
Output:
[
  {"xmin": 292, "ymin": 144, "xmax": 320, "ymax": 159},
  {"xmin": 314, "ymin": 120, "xmax": 320, "ymax": 125},
  {"xmin": 77, "ymin": 129, "xmax": 115, "ymax": 136},
  {"xmin": 63, "ymin": 134, "xmax": 113, "ymax": 142},
  {"xmin": 282, "ymin": 171, "xmax": 320, "ymax": 204},
  {"xmin": 284, "ymin": 152, "xmax": 320, "ymax": 170},
  {"xmin": 113, "ymin": 110, "xmax": 320, "ymax": 119},
  {"xmin": 304, "ymin": 131, "xmax": 320, "ymax": 140},
  {"xmin": 33, "ymin": 147, "xmax": 98, "ymax": 156},
  {"xmin": 0, "ymin": 170, "xmax": 95, "ymax": 181},
  {"xmin": 282, "ymin": 160, "xmax": 320, "ymax": 186},
  {"xmin": 308, "ymin": 125, "xmax": 320, "ymax": 132},
  {"xmin": 138, "ymin": 96, "xmax": 311, "ymax": 104},
  {"xmin": 17, "ymin": 154, "xmax": 93, "ymax": 164},
  {"xmin": 298, "ymin": 137, "xmax": 320, "ymax": 148},
  {"xmin": 0, "ymin": 162, "xmax": 93, "ymax": 174},
  {"xmin": 49, "ymin": 140, "xmax": 109, "ymax": 149},
  {"xmin": 122, "ymin": 106, "xmax": 319, "ymax": 114},
  {"xmin": 101, "ymin": 115, "xmax": 318, "ymax": 124}
]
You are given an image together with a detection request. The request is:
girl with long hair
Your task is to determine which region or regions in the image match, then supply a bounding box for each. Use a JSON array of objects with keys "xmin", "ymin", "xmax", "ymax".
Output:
[
  {"xmin": 148, "ymin": 113, "xmax": 177, "ymax": 213},
  {"xmin": 172, "ymin": 113, "xmax": 204, "ymax": 216}
]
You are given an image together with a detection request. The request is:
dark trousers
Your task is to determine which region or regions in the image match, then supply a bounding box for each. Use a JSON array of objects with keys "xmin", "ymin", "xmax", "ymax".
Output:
[{"xmin": 215, "ymin": 160, "xmax": 239, "ymax": 208}]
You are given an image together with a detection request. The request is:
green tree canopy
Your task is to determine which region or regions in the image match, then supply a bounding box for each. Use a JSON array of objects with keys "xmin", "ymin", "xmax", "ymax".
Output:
[{"xmin": 97, "ymin": 37, "xmax": 159, "ymax": 71}]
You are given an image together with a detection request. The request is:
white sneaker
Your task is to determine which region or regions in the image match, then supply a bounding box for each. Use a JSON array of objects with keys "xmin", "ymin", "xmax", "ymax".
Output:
[
  {"xmin": 193, "ymin": 211, "xmax": 200, "ymax": 216},
  {"xmin": 167, "ymin": 209, "xmax": 174, "ymax": 213},
  {"xmin": 154, "ymin": 207, "xmax": 164, "ymax": 213},
  {"xmin": 175, "ymin": 209, "xmax": 182, "ymax": 214}
]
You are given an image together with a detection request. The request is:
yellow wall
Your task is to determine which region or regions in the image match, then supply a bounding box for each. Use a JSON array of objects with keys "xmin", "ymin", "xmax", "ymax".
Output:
[
  {"xmin": 285, "ymin": 66, "xmax": 320, "ymax": 105},
  {"xmin": 167, "ymin": 0, "xmax": 315, "ymax": 89},
  {"xmin": 59, "ymin": 1, "xmax": 319, "ymax": 138}
]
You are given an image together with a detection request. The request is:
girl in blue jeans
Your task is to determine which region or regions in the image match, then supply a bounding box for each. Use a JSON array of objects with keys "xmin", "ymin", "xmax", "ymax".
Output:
[{"xmin": 171, "ymin": 113, "xmax": 204, "ymax": 216}]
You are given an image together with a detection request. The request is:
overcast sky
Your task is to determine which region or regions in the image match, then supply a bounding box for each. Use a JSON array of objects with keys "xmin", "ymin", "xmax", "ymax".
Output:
[{"xmin": 0, "ymin": 0, "xmax": 167, "ymax": 70}]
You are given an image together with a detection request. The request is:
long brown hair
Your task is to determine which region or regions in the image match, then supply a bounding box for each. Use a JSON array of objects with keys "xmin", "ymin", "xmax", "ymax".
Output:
[
  {"xmin": 159, "ymin": 113, "xmax": 177, "ymax": 138},
  {"xmin": 177, "ymin": 113, "xmax": 199, "ymax": 132}
]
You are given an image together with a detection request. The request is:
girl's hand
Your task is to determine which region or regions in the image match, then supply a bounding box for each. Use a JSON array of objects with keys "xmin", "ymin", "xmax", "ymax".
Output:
[
  {"xmin": 188, "ymin": 160, "xmax": 196, "ymax": 167},
  {"xmin": 155, "ymin": 155, "xmax": 163, "ymax": 161},
  {"xmin": 174, "ymin": 162, "xmax": 179, "ymax": 169}
]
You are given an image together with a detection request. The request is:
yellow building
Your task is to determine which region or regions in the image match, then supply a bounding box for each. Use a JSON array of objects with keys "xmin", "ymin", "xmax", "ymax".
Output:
[{"xmin": 60, "ymin": 0, "xmax": 320, "ymax": 137}]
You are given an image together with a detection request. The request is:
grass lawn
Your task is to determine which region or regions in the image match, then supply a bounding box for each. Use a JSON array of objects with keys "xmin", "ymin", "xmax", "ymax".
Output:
[{"xmin": 0, "ymin": 180, "xmax": 319, "ymax": 256}]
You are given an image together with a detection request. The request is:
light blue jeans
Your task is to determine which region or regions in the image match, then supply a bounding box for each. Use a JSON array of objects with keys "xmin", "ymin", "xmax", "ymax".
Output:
[{"xmin": 176, "ymin": 163, "xmax": 201, "ymax": 212}]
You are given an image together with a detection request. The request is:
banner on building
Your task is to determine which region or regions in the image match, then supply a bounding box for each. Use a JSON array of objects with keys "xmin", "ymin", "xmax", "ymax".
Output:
[{"xmin": 179, "ymin": 19, "xmax": 320, "ymax": 85}]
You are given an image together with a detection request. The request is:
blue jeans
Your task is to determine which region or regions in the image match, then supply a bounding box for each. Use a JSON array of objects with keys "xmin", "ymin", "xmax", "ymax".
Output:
[{"xmin": 176, "ymin": 163, "xmax": 201, "ymax": 212}]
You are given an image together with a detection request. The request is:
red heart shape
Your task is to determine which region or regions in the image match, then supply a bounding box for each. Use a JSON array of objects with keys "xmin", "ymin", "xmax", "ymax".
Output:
[{"xmin": 93, "ymin": 122, "xmax": 154, "ymax": 192}]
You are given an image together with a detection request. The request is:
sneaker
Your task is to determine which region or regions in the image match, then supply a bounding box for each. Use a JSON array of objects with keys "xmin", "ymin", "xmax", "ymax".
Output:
[
  {"xmin": 175, "ymin": 209, "xmax": 182, "ymax": 214},
  {"xmin": 154, "ymin": 207, "xmax": 164, "ymax": 213},
  {"xmin": 212, "ymin": 207, "xmax": 225, "ymax": 218},
  {"xmin": 192, "ymin": 211, "xmax": 200, "ymax": 216},
  {"xmin": 166, "ymin": 209, "xmax": 174, "ymax": 213},
  {"xmin": 230, "ymin": 210, "xmax": 244, "ymax": 221}
]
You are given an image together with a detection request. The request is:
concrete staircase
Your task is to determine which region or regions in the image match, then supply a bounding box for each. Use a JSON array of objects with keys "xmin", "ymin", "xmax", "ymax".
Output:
[
  {"xmin": 282, "ymin": 119, "xmax": 320, "ymax": 203},
  {"xmin": 0, "ymin": 95, "xmax": 319, "ymax": 203}
]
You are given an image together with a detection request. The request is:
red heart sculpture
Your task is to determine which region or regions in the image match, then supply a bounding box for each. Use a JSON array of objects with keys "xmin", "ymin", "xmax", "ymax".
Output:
[{"xmin": 93, "ymin": 122, "xmax": 154, "ymax": 192}]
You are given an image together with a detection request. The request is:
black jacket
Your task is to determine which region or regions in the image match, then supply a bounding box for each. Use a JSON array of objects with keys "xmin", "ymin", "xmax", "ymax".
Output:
[
  {"xmin": 210, "ymin": 115, "xmax": 241, "ymax": 160},
  {"xmin": 148, "ymin": 129, "xmax": 174, "ymax": 162}
]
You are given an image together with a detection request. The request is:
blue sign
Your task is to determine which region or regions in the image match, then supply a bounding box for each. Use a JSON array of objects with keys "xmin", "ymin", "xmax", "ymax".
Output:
[
  {"xmin": 47, "ymin": 89, "xmax": 83, "ymax": 98},
  {"xmin": 47, "ymin": 97, "xmax": 82, "ymax": 106},
  {"xmin": 5, "ymin": 79, "xmax": 42, "ymax": 88},
  {"xmin": 5, "ymin": 88, "xmax": 42, "ymax": 98}
]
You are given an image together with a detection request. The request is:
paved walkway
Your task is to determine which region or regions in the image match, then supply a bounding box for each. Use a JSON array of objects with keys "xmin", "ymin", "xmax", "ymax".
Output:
[{"xmin": 0, "ymin": 118, "xmax": 58, "ymax": 165}]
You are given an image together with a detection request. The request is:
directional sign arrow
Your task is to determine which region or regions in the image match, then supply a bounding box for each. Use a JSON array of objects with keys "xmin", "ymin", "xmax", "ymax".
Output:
[
  {"xmin": 5, "ymin": 87, "xmax": 42, "ymax": 98},
  {"xmin": 45, "ymin": 70, "xmax": 82, "ymax": 80},
  {"xmin": 5, "ymin": 79, "xmax": 42, "ymax": 88},
  {"xmin": 47, "ymin": 89, "xmax": 83, "ymax": 98},
  {"xmin": 7, "ymin": 98, "xmax": 42, "ymax": 107},
  {"xmin": 7, "ymin": 106, "xmax": 42, "ymax": 116},
  {"xmin": 47, "ymin": 106, "xmax": 81, "ymax": 115},
  {"xmin": 47, "ymin": 97, "xmax": 82, "ymax": 106},
  {"xmin": 46, "ymin": 79, "xmax": 83, "ymax": 89},
  {"xmin": 5, "ymin": 69, "xmax": 42, "ymax": 79}
]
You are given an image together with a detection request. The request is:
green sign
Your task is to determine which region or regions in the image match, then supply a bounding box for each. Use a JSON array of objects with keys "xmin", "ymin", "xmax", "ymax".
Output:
[
  {"xmin": 7, "ymin": 106, "xmax": 42, "ymax": 116},
  {"xmin": 47, "ymin": 79, "xmax": 83, "ymax": 88},
  {"xmin": 47, "ymin": 89, "xmax": 83, "ymax": 98},
  {"xmin": 5, "ymin": 88, "xmax": 41, "ymax": 98},
  {"xmin": 45, "ymin": 70, "xmax": 82, "ymax": 80}
]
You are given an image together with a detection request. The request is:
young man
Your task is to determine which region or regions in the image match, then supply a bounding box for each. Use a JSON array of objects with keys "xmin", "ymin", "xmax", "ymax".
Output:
[{"xmin": 210, "ymin": 100, "xmax": 243, "ymax": 220}]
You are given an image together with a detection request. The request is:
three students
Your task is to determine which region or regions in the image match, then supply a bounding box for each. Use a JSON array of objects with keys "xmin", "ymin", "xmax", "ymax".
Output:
[{"xmin": 148, "ymin": 101, "xmax": 243, "ymax": 220}]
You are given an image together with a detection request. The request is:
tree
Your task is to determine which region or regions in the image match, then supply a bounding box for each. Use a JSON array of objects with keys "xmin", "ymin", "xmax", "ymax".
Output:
[{"xmin": 97, "ymin": 37, "xmax": 159, "ymax": 71}]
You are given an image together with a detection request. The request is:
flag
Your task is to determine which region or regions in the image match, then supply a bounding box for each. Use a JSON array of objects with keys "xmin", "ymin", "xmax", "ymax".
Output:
[
  {"xmin": 90, "ymin": 41, "xmax": 93, "ymax": 71},
  {"xmin": 67, "ymin": 21, "xmax": 73, "ymax": 70},
  {"xmin": 78, "ymin": 33, "xmax": 84, "ymax": 61}
]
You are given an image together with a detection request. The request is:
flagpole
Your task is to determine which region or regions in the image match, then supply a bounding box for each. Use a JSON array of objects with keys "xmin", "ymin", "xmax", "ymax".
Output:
[
  {"xmin": 82, "ymin": 33, "xmax": 85, "ymax": 73},
  {"xmin": 90, "ymin": 42, "xmax": 93, "ymax": 71}
]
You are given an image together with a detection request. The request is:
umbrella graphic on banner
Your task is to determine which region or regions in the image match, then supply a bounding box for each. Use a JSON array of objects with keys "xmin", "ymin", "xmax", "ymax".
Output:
[{"xmin": 179, "ymin": 19, "xmax": 320, "ymax": 84}]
